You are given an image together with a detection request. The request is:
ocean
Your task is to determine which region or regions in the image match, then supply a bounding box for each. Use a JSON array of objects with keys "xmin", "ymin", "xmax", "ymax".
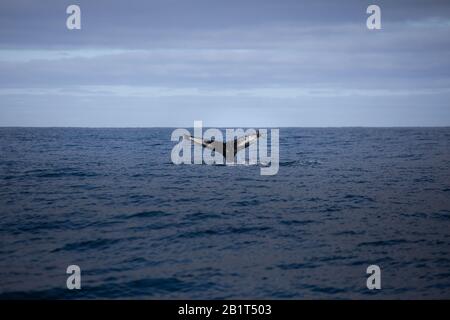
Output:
[{"xmin": 0, "ymin": 127, "xmax": 449, "ymax": 299}]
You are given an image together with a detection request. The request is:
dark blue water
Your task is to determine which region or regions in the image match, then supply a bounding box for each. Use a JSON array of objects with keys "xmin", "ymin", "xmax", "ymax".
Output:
[{"xmin": 0, "ymin": 128, "xmax": 449, "ymax": 299}]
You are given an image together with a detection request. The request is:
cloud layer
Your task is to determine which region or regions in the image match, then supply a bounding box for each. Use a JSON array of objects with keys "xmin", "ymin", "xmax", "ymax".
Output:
[{"xmin": 1, "ymin": 0, "xmax": 450, "ymax": 126}]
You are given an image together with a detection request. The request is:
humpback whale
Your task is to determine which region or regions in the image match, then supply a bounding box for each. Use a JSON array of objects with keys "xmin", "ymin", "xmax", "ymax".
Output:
[
  {"xmin": 171, "ymin": 123, "xmax": 279, "ymax": 175},
  {"xmin": 183, "ymin": 130, "xmax": 262, "ymax": 162}
]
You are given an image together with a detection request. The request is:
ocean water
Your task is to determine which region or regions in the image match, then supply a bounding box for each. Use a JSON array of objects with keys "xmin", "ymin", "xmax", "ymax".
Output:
[{"xmin": 0, "ymin": 127, "xmax": 449, "ymax": 299}]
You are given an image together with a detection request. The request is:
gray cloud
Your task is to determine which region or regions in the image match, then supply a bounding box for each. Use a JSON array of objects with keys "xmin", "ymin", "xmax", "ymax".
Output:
[
  {"xmin": 0, "ymin": 0, "xmax": 449, "ymax": 126},
  {"xmin": 1, "ymin": 23, "xmax": 449, "ymax": 89}
]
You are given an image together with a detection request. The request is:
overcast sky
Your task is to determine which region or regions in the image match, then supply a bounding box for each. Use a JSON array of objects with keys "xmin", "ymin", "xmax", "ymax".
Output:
[{"xmin": 1, "ymin": 0, "xmax": 450, "ymax": 127}]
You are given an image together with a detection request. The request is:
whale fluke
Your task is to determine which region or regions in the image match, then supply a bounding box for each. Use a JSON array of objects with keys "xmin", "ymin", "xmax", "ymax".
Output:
[{"xmin": 183, "ymin": 130, "xmax": 262, "ymax": 160}]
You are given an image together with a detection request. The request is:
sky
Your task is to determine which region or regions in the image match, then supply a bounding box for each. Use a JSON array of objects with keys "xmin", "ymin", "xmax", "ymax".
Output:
[{"xmin": 0, "ymin": 0, "xmax": 450, "ymax": 127}]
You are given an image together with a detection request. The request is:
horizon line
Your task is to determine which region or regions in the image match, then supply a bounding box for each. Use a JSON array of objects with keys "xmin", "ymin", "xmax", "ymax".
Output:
[{"xmin": 1, "ymin": 126, "xmax": 449, "ymax": 129}]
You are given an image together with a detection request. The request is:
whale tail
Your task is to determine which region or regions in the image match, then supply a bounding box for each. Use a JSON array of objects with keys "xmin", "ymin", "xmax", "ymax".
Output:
[{"xmin": 183, "ymin": 130, "xmax": 262, "ymax": 159}]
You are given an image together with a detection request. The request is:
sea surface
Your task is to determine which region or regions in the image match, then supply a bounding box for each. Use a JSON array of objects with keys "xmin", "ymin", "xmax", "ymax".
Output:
[{"xmin": 0, "ymin": 127, "xmax": 449, "ymax": 299}]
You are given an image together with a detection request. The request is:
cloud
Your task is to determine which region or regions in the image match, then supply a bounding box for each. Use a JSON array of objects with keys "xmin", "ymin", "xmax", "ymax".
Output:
[
  {"xmin": 0, "ymin": 0, "xmax": 450, "ymax": 126},
  {"xmin": 1, "ymin": 21, "xmax": 450, "ymax": 91}
]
